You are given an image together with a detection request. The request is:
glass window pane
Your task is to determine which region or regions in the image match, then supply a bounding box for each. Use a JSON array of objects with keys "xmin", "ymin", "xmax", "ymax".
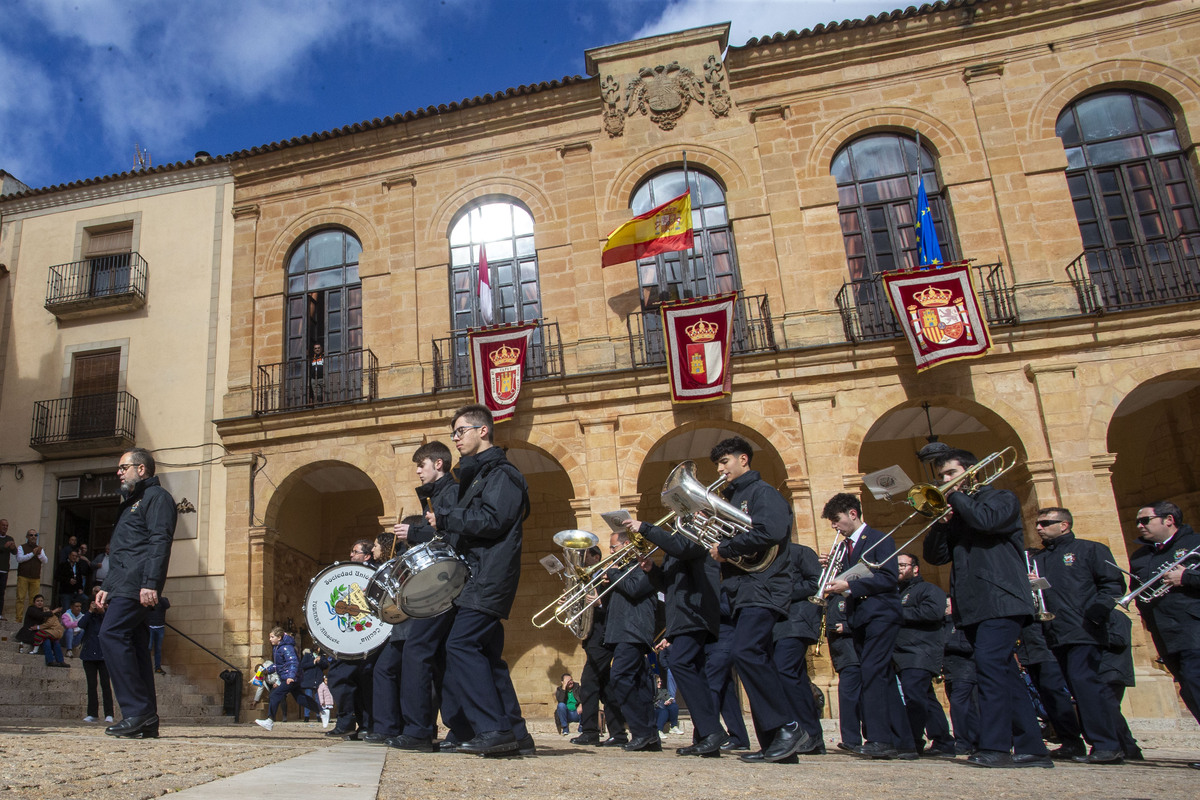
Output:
[
  {"xmin": 1077, "ymin": 93, "xmax": 1138, "ymax": 141},
  {"xmin": 478, "ymin": 203, "xmax": 513, "ymax": 239},
  {"xmin": 1148, "ymin": 130, "xmax": 1181, "ymax": 155},
  {"xmin": 1088, "ymin": 138, "xmax": 1146, "ymax": 165},
  {"xmin": 1055, "ymin": 111, "xmax": 1081, "ymax": 146},
  {"xmin": 451, "ymin": 246, "xmax": 472, "ymax": 267},
  {"xmin": 1136, "ymin": 95, "xmax": 1174, "ymax": 130},
  {"xmin": 487, "ymin": 240, "xmax": 514, "ymax": 260},
  {"xmin": 704, "ymin": 206, "xmax": 727, "ymax": 226},
  {"xmin": 348, "ymin": 307, "xmax": 362, "ymax": 328},
  {"xmin": 308, "ymin": 269, "xmax": 343, "ymax": 290},
  {"xmin": 308, "ymin": 231, "xmax": 344, "ymax": 270},
  {"xmin": 516, "ymin": 236, "xmax": 535, "ymax": 256},
  {"xmin": 449, "ymin": 218, "xmax": 471, "ymax": 246},
  {"xmin": 1065, "ymin": 146, "xmax": 1086, "ymax": 169},
  {"xmin": 288, "ymin": 274, "xmax": 305, "ymax": 293},
  {"xmin": 327, "ymin": 331, "xmax": 341, "ymax": 352},
  {"xmin": 327, "ymin": 291, "xmax": 342, "ymax": 311},
  {"xmin": 520, "ymin": 260, "xmax": 537, "ymax": 282},
  {"xmin": 512, "ymin": 207, "xmax": 534, "ymax": 235},
  {"xmin": 497, "ymin": 263, "xmax": 512, "ymax": 284},
  {"xmin": 851, "ymin": 137, "xmax": 906, "ymax": 180},
  {"xmin": 287, "ymin": 247, "xmax": 307, "ymax": 274},
  {"xmin": 832, "ymin": 150, "xmax": 852, "ymax": 184},
  {"xmin": 345, "ymin": 264, "xmax": 359, "ymax": 284},
  {"xmin": 345, "ymin": 237, "xmax": 362, "ymax": 263}
]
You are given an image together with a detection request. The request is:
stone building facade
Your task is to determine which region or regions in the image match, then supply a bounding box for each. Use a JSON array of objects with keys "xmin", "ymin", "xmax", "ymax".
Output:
[{"xmin": 213, "ymin": 0, "xmax": 1199, "ymax": 722}]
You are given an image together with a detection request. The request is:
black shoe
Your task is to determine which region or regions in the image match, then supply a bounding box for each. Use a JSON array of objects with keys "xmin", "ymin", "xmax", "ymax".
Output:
[
  {"xmin": 1072, "ymin": 749, "xmax": 1123, "ymax": 764},
  {"xmin": 967, "ymin": 750, "xmax": 1015, "ymax": 768},
  {"xmin": 388, "ymin": 734, "xmax": 434, "ymax": 752},
  {"xmin": 720, "ymin": 736, "xmax": 750, "ymax": 752},
  {"xmin": 105, "ymin": 714, "xmax": 159, "ymax": 738},
  {"xmin": 598, "ymin": 735, "xmax": 629, "ymax": 747},
  {"xmin": 1125, "ymin": 748, "xmax": 1144, "ymax": 761},
  {"xmin": 739, "ymin": 750, "xmax": 798, "ymax": 764},
  {"xmin": 851, "ymin": 742, "xmax": 899, "ymax": 759},
  {"xmin": 1189, "ymin": 761, "xmax": 1200, "ymax": 770},
  {"xmin": 894, "ymin": 749, "xmax": 920, "ymax": 760},
  {"xmin": 516, "ymin": 734, "xmax": 537, "ymax": 756},
  {"xmin": 763, "ymin": 726, "xmax": 814, "ymax": 762},
  {"xmin": 836, "ymin": 742, "xmax": 859, "ymax": 753},
  {"xmin": 361, "ymin": 733, "xmax": 390, "ymax": 745},
  {"xmin": 924, "ymin": 744, "xmax": 958, "ymax": 759},
  {"xmin": 677, "ymin": 732, "xmax": 725, "ymax": 757},
  {"xmin": 325, "ymin": 725, "xmax": 356, "ymax": 738},
  {"xmin": 623, "ymin": 735, "xmax": 662, "ymax": 752},
  {"xmin": 1049, "ymin": 741, "xmax": 1087, "ymax": 760},
  {"xmin": 802, "ymin": 742, "xmax": 827, "ymax": 756},
  {"xmin": 458, "ymin": 730, "xmax": 518, "ymax": 756},
  {"xmin": 570, "ymin": 733, "xmax": 601, "ymax": 746},
  {"xmin": 437, "ymin": 739, "xmax": 459, "ymax": 754},
  {"xmin": 1012, "ymin": 753, "xmax": 1055, "ymax": 768}
]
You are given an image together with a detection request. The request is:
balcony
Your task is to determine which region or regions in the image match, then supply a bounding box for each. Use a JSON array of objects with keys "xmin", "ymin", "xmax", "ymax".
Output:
[
  {"xmin": 835, "ymin": 262, "xmax": 1018, "ymax": 343},
  {"xmin": 30, "ymin": 391, "xmax": 138, "ymax": 457},
  {"xmin": 1066, "ymin": 234, "xmax": 1200, "ymax": 314},
  {"xmin": 432, "ymin": 320, "xmax": 564, "ymax": 393},
  {"xmin": 626, "ymin": 293, "xmax": 778, "ymax": 369},
  {"xmin": 254, "ymin": 348, "xmax": 379, "ymax": 414},
  {"xmin": 45, "ymin": 253, "xmax": 149, "ymax": 319}
]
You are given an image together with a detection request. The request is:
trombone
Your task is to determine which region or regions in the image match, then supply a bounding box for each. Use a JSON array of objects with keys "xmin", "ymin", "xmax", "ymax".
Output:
[{"xmin": 861, "ymin": 447, "xmax": 1019, "ymax": 569}]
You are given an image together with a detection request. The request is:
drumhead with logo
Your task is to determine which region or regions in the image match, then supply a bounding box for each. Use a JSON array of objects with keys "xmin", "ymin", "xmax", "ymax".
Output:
[{"xmin": 303, "ymin": 561, "xmax": 392, "ymax": 660}]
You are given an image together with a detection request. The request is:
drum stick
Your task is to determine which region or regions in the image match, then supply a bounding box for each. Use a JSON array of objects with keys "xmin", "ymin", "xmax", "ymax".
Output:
[{"xmin": 391, "ymin": 508, "xmax": 404, "ymax": 559}]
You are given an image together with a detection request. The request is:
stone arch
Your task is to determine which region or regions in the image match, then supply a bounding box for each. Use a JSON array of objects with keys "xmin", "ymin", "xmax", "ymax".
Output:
[
  {"xmin": 261, "ymin": 456, "xmax": 390, "ymax": 530},
  {"xmin": 604, "ymin": 144, "xmax": 752, "ymax": 217},
  {"xmin": 1028, "ymin": 60, "xmax": 1200, "ymax": 146},
  {"xmin": 264, "ymin": 206, "xmax": 383, "ymax": 276},
  {"xmin": 504, "ymin": 426, "xmax": 583, "ymax": 499},
  {"xmin": 1087, "ymin": 363, "xmax": 1200, "ymax": 447},
  {"xmin": 423, "ymin": 177, "xmax": 557, "ymax": 245},
  {"xmin": 807, "ymin": 107, "xmax": 969, "ymax": 182}
]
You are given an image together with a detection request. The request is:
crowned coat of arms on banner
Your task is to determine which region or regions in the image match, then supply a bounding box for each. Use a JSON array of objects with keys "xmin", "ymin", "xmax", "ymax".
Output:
[
  {"xmin": 908, "ymin": 284, "xmax": 975, "ymax": 349},
  {"xmin": 488, "ymin": 344, "xmax": 522, "ymax": 404}
]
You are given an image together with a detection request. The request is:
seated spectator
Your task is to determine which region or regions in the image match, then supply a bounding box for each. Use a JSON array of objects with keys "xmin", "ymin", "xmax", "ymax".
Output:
[
  {"xmin": 77, "ymin": 596, "xmax": 115, "ymax": 722},
  {"xmin": 30, "ymin": 598, "xmax": 68, "ymax": 668},
  {"xmin": 15, "ymin": 595, "xmax": 48, "ymax": 654},
  {"xmin": 654, "ymin": 673, "xmax": 681, "ymax": 735},
  {"xmin": 555, "ymin": 673, "xmax": 582, "ymax": 735},
  {"xmin": 62, "ymin": 600, "xmax": 85, "ymax": 656}
]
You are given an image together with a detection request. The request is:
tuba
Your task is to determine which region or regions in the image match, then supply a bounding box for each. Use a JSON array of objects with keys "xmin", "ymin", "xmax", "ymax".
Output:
[{"xmin": 660, "ymin": 461, "xmax": 781, "ymax": 573}]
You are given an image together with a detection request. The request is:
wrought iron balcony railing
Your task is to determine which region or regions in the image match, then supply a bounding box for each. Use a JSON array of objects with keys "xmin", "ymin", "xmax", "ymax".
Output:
[
  {"xmin": 31, "ymin": 391, "xmax": 138, "ymax": 454},
  {"xmin": 254, "ymin": 348, "xmax": 379, "ymax": 414},
  {"xmin": 432, "ymin": 320, "xmax": 564, "ymax": 393},
  {"xmin": 1066, "ymin": 234, "xmax": 1200, "ymax": 314},
  {"xmin": 626, "ymin": 293, "xmax": 777, "ymax": 369},
  {"xmin": 45, "ymin": 253, "xmax": 149, "ymax": 317},
  {"xmin": 835, "ymin": 262, "xmax": 1018, "ymax": 344}
]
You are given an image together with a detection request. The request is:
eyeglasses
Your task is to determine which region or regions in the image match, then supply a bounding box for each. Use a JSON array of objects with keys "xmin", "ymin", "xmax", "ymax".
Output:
[
  {"xmin": 1136, "ymin": 515, "xmax": 1161, "ymax": 526},
  {"xmin": 1034, "ymin": 520, "xmax": 1064, "ymax": 528},
  {"xmin": 116, "ymin": 463, "xmax": 137, "ymax": 473},
  {"xmin": 451, "ymin": 425, "xmax": 482, "ymax": 440}
]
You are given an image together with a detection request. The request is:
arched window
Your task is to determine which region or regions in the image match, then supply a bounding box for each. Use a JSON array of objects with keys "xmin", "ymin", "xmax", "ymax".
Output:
[
  {"xmin": 1056, "ymin": 90, "xmax": 1200, "ymax": 309},
  {"xmin": 448, "ymin": 200, "xmax": 541, "ymax": 329},
  {"xmin": 631, "ymin": 169, "xmax": 740, "ymax": 308}
]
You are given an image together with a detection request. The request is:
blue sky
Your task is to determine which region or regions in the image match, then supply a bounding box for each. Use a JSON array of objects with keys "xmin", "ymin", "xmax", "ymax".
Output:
[{"xmin": 1, "ymin": 0, "xmax": 897, "ymax": 191}]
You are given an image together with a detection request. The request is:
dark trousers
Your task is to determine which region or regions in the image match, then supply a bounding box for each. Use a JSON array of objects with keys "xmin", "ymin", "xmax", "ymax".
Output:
[
  {"xmin": 82, "ymin": 659, "xmax": 114, "ymax": 718},
  {"xmin": 835, "ymin": 665, "xmax": 864, "ymax": 746},
  {"xmin": 668, "ymin": 631, "xmax": 722, "ymax": 739},
  {"xmin": 1108, "ymin": 685, "xmax": 1140, "ymax": 755},
  {"xmin": 898, "ymin": 667, "xmax": 952, "ymax": 748},
  {"xmin": 1053, "ymin": 644, "xmax": 1121, "ymax": 751},
  {"xmin": 852, "ymin": 614, "xmax": 903, "ymax": 747},
  {"xmin": 444, "ymin": 608, "xmax": 525, "ymax": 738},
  {"xmin": 99, "ymin": 596, "xmax": 156, "ymax": 718},
  {"xmin": 773, "ymin": 637, "xmax": 822, "ymax": 738},
  {"xmin": 328, "ymin": 658, "xmax": 374, "ymax": 732},
  {"xmin": 731, "ymin": 607, "xmax": 791, "ymax": 741},
  {"xmin": 705, "ymin": 627, "xmax": 749, "ymax": 747},
  {"xmin": 400, "ymin": 610, "xmax": 457, "ymax": 739},
  {"xmin": 269, "ymin": 679, "xmax": 324, "ymax": 721},
  {"xmin": 0, "ymin": 570, "xmax": 8, "ymax": 617},
  {"xmin": 372, "ymin": 638, "xmax": 405, "ymax": 737},
  {"xmin": 579, "ymin": 632, "xmax": 626, "ymax": 737},
  {"xmin": 967, "ymin": 616, "xmax": 1047, "ymax": 755},
  {"xmin": 1024, "ymin": 658, "xmax": 1082, "ymax": 743},
  {"xmin": 610, "ymin": 642, "xmax": 655, "ymax": 738},
  {"xmin": 1162, "ymin": 649, "xmax": 1200, "ymax": 726},
  {"xmin": 944, "ymin": 678, "xmax": 980, "ymax": 752}
]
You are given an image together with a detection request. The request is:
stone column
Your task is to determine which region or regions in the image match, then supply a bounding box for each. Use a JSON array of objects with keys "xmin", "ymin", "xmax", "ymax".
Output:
[
  {"xmin": 247, "ymin": 525, "xmax": 279, "ymax": 658},
  {"xmin": 791, "ymin": 392, "xmax": 842, "ymax": 551},
  {"xmin": 579, "ymin": 418, "xmax": 619, "ymax": 531}
]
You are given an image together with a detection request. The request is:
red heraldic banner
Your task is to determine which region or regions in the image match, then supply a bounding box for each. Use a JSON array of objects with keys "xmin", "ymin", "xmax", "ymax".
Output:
[
  {"xmin": 662, "ymin": 293, "xmax": 737, "ymax": 403},
  {"xmin": 468, "ymin": 322, "xmax": 536, "ymax": 422},
  {"xmin": 881, "ymin": 263, "xmax": 992, "ymax": 372}
]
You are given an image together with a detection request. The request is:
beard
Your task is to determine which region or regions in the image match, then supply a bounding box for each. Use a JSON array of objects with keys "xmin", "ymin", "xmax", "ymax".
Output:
[{"xmin": 121, "ymin": 473, "xmax": 140, "ymax": 493}]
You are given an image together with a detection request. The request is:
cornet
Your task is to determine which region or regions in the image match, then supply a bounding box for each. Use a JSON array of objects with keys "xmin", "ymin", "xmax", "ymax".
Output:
[
  {"xmin": 1026, "ymin": 553, "xmax": 1055, "ymax": 621},
  {"xmin": 1114, "ymin": 545, "xmax": 1200, "ymax": 609},
  {"xmin": 810, "ymin": 536, "xmax": 850, "ymax": 607}
]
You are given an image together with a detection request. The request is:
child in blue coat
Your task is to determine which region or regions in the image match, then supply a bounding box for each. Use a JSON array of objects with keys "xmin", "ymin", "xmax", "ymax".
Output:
[{"xmin": 253, "ymin": 627, "xmax": 329, "ymax": 731}]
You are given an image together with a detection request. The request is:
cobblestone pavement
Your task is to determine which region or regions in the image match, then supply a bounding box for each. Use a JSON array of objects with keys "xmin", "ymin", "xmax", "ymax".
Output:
[{"xmin": 2, "ymin": 720, "xmax": 1197, "ymax": 800}]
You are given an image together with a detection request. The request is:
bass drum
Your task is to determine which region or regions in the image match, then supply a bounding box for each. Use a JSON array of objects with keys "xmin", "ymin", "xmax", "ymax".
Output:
[
  {"xmin": 378, "ymin": 540, "xmax": 469, "ymax": 619},
  {"xmin": 303, "ymin": 561, "xmax": 392, "ymax": 660}
]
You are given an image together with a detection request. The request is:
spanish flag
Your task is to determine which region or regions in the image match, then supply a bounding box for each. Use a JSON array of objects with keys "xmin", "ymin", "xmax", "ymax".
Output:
[{"xmin": 601, "ymin": 191, "xmax": 694, "ymax": 267}]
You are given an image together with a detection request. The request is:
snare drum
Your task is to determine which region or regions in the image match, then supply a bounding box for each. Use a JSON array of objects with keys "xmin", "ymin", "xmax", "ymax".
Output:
[
  {"xmin": 382, "ymin": 540, "xmax": 469, "ymax": 619},
  {"xmin": 303, "ymin": 561, "xmax": 392, "ymax": 660},
  {"xmin": 365, "ymin": 561, "xmax": 409, "ymax": 625}
]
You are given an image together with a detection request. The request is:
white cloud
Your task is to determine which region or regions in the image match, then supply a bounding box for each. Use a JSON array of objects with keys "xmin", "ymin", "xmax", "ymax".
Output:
[{"xmin": 631, "ymin": 0, "xmax": 905, "ymax": 46}]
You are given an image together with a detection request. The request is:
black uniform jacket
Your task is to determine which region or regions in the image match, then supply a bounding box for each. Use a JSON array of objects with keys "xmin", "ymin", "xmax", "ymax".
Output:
[
  {"xmin": 441, "ymin": 447, "xmax": 528, "ymax": 619},
  {"xmin": 843, "ymin": 525, "xmax": 902, "ymax": 631},
  {"xmin": 603, "ymin": 562, "xmax": 657, "ymax": 647},
  {"xmin": 1015, "ymin": 620, "xmax": 1055, "ymax": 666},
  {"xmin": 1033, "ymin": 532, "xmax": 1124, "ymax": 649},
  {"xmin": 716, "ymin": 470, "xmax": 793, "ymax": 615},
  {"xmin": 942, "ymin": 616, "xmax": 976, "ymax": 683},
  {"xmin": 773, "ymin": 542, "xmax": 822, "ymax": 642},
  {"xmin": 894, "ymin": 576, "xmax": 948, "ymax": 673},
  {"xmin": 640, "ymin": 522, "xmax": 719, "ymax": 640},
  {"xmin": 104, "ymin": 476, "xmax": 177, "ymax": 600},
  {"xmin": 1130, "ymin": 524, "xmax": 1200, "ymax": 654},
  {"xmin": 409, "ymin": 472, "xmax": 459, "ymax": 548},
  {"xmin": 825, "ymin": 596, "xmax": 860, "ymax": 672},
  {"xmin": 923, "ymin": 484, "xmax": 1033, "ymax": 627},
  {"xmin": 1097, "ymin": 610, "xmax": 1135, "ymax": 688}
]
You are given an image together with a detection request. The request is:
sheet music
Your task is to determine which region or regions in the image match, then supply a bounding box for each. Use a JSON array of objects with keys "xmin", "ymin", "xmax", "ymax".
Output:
[{"xmin": 600, "ymin": 510, "xmax": 632, "ymax": 534}]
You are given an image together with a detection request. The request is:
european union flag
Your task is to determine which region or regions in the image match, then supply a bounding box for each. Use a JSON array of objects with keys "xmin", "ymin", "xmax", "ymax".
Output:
[{"xmin": 916, "ymin": 174, "xmax": 943, "ymax": 267}]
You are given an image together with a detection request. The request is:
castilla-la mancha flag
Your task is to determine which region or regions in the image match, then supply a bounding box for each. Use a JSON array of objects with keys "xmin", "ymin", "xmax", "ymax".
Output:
[
  {"xmin": 468, "ymin": 322, "xmax": 536, "ymax": 422},
  {"xmin": 881, "ymin": 263, "xmax": 992, "ymax": 372},
  {"xmin": 601, "ymin": 191, "xmax": 694, "ymax": 267},
  {"xmin": 662, "ymin": 292, "xmax": 737, "ymax": 403}
]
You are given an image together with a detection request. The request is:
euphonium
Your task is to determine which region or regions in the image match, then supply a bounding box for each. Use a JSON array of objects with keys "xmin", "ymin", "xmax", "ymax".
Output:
[{"xmin": 660, "ymin": 460, "xmax": 781, "ymax": 573}]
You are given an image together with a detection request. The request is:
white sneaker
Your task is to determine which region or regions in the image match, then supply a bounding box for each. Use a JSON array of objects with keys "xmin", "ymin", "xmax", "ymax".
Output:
[
  {"xmin": 16, "ymin": 645, "xmax": 25, "ymax": 654},
  {"xmin": 320, "ymin": 709, "xmax": 331, "ymax": 727},
  {"xmin": 255, "ymin": 718, "xmax": 274, "ymax": 731},
  {"xmin": 83, "ymin": 716, "xmax": 98, "ymax": 723},
  {"xmin": 669, "ymin": 726, "xmax": 684, "ymax": 735},
  {"xmin": 105, "ymin": 716, "xmax": 114, "ymax": 723}
]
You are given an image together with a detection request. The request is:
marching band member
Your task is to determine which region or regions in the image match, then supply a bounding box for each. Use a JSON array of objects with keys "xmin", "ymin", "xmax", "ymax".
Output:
[
  {"xmin": 604, "ymin": 529, "xmax": 661, "ymax": 752},
  {"xmin": 826, "ymin": 594, "xmax": 864, "ymax": 751},
  {"xmin": 571, "ymin": 545, "xmax": 629, "ymax": 747},
  {"xmin": 325, "ymin": 539, "xmax": 378, "ymax": 739},
  {"xmin": 365, "ymin": 529, "xmax": 412, "ymax": 744},
  {"xmin": 942, "ymin": 598, "xmax": 980, "ymax": 756},
  {"xmin": 771, "ymin": 541, "xmax": 826, "ymax": 755},
  {"xmin": 705, "ymin": 585, "xmax": 751, "ymax": 752},
  {"xmin": 894, "ymin": 554, "xmax": 955, "ymax": 757}
]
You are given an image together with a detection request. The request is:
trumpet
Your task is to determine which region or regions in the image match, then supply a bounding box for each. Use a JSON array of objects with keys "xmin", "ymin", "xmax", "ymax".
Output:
[
  {"xmin": 531, "ymin": 528, "xmax": 658, "ymax": 635},
  {"xmin": 1026, "ymin": 553, "xmax": 1055, "ymax": 621},
  {"xmin": 810, "ymin": 536, "xmax": 850, "ymax": 607},
  {"xmin": 1115, "ymin": 545, "xmax": 1200, "ymax": 609},
  {"xmin": 660, "ymin": 461, "xmax": 781, "ymax": 573},
  {"xmin": 861, "ymin": 447, "xmax": 1019, "ymax": 569}
]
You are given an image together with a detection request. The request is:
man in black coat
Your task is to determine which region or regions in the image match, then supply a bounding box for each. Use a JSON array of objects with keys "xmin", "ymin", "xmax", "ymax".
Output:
[
  {"xmin": 822, "ymin": 492, "xmax": 912, "ymax": 759},
  {"xmin": 942, "ymin": 600, "xmax": 980, "ymax": 755},
  {"xmin": 627, "ymin": 513, "xmax": 724, "ymax": 756},
  {"xmin": 604, "ymin": 529, "xmax": 660, "ymax": 752},
  {"xmin": 1129, "ymin": 500, "xmax": 1200, "ymax": 766},
  {"xmin": 97, "ymin": 448, "xmax": 177, "ymax": 740},
  {"xmin": 826, "ymin": 595, "xmax": 863, "ymax": 750},
  {"xmin": 894, "ymin": 554, "xmax": 954, "ymax": 756},
  {"xmin": 771, "ymin": 541, "xmax": 825, "ymax": 753},
  {"xmin": 571, "ymin": 549, "xmax": 629, "ymax": 747},
  {"xmin": 1031, "ymin": 506, "xmax": 1126, "ymax": 763},
  {"xmin": 325, "ymin": 539, "xmax": 379, "ymax": 739},
  {"xmin": 924, "ymin": 448, "xmax": 1050, "ymax": 769},
  {"xmin": 704, "ymin": 585, "xmax": 751, "ymax": 752},
  {"xmin": 429, "ymin": 404, "xmax": 530, "ymax": 757},
  {"xmin": 707, "ymin": 437, "xmax": 816, "ymax": 763}
]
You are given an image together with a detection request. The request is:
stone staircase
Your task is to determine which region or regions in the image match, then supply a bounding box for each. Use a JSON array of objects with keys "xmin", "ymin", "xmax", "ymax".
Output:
[{"xmin": 0, "ymin": 618, "xmax": 229, "ymax": 723}]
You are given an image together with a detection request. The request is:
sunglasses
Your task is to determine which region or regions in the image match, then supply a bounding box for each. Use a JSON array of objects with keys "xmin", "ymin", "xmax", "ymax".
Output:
[{"xmin": 1136, "ymin": 515, "xmax": 1160, "ymax": 526}]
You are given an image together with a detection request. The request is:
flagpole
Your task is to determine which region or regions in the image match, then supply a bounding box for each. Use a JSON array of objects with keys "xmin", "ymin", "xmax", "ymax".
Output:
[{"xmin": 682, "ymin": 150, "xmax": 698, "ymax": 299}]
